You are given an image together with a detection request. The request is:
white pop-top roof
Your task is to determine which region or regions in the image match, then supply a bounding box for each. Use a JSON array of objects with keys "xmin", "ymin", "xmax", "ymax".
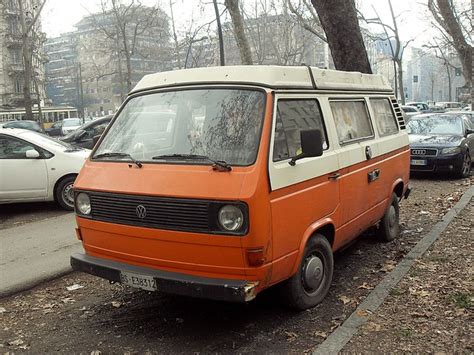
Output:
[{"xmin": 131, "ymin": 65, "xmax": 392, "ymax": 94}]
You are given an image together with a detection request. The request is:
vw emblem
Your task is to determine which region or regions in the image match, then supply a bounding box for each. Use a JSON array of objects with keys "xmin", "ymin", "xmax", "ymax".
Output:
[{"xmin": 136, "ymin": 205, "xmax": 147, "ymax": 219}]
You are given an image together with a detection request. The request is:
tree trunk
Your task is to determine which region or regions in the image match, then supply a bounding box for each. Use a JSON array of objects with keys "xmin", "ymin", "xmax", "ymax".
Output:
[
  {"xmin": 396, "ymin": 59, "xmax": 405, "ymax": 104},
  {"xmin": 34, "ymin": 80, "xmax": 44, "ymax": 131},
  {"xmin": 436, "ymin": 0, "xmax": 472, "ymax": 91},
  {"xmin": 169, "ymin": 1, "xmax": 182, "ymax": 69},
  {"xmin": 446, "ymin": 64, "xmax": 452, "ymax": 101},
  {"xmin": 18, "ymin": 0, "xmax": 33, "ymax": 120},
  {"xmin": 311, "ymin": 0, "xmax": 372, "ymax": 73},
  {"xmin": 224, "ymin": 0, "xmax": 253, "ymax": 65},
  {"xmin": 213, "ymin": 0, "xmax": 225, "ymax": 66}
]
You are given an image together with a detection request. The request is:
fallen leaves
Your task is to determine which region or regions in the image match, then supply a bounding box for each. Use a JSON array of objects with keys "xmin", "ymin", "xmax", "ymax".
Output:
[
  {"xmin": 338, "ymin": 295, "xmax": 352, "ymax": 305},
  {"xmin": 66, "ymin": 284, "xmax": 84, "ymax": 291}
]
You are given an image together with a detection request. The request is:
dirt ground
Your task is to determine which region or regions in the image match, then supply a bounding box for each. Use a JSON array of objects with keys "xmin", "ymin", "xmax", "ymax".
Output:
[
  {"xmin": 0, "ymin": 175, "xmax": 472, "ymax": 353},
  {"xmin": 344, "ymin": 198, "xmax": 473, "ymax": 353}
]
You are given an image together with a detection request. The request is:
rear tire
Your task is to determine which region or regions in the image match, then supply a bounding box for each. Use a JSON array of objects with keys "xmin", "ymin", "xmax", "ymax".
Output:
[
  {"xmin": 377, "ymin": 193, "xmax": 400, "ymax": 242},
  {"xmin": 280, "ymin": 235, "xmax": 333, "ymax": 310},
  {"xmin": 55, "ymin": 175, "xmax": 76, "ymax": 211}
]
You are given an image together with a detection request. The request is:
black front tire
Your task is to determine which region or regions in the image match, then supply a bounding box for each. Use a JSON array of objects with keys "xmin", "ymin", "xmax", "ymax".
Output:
[
  {"xmin": 280, "ymin": 235, "xmax": 333, "ymax": 310},
  {"xmin": 377, "ymin": 193, "xmax": 400, "ymax": 242},
  {"xmin": 456, "ymin": 152, "xmax": 471, "ymax": 178},
  {"xmin": 55, "ymin": 175, "xmax": 77, "ymax": 211}
]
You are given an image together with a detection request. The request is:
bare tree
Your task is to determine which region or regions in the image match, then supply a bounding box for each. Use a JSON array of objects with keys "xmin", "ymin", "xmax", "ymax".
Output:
[
  {"xmin": 287, "ymin": 0, "xmax": 326, "ymax": 42},
  {"xmin": 428, "ymin": 0, "xmax": 472, "ymax": 103},
  {"xmin": 310, "ymin": 0, "xmax": 372, "ymax": 73},
  {"xmin": 225, "ymin": 0, "xmax": 253, "ymax": 64},
  {"xmin": 17, "ymin": 0, "xmax": 46, "ymax": 121},
  {"xmin": 169, "ymin": 1, "xmax": 182, "ymax": 69},
  {"xmin": 360, "ymin": 0, "xmax": 412, "ymax": 104},
  {"xmin": 87, "ymin": 0, "xmax": 170, "ymax": 93},
  {"xmin": 242, "ymin": 1, "xmax": 310, "ymax": 65}
]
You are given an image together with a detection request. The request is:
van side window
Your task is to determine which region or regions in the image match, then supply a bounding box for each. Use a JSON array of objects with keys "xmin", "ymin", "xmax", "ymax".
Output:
[
  {"xmin": 370, "ymin": 98, "xmax": 399, "ymax": 136},
  {"xmin": 273, "ymin": 99, "xmax": 328, "ymax": 162},
  {"xmin": 330, "ymin": 100, "xmax": 373, "ymax": 144}
]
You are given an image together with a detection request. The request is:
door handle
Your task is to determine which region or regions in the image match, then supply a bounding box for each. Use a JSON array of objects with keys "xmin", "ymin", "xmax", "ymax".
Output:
[
  {"xmin": 368, "ymin": 169, "xmax": 380, "ymax": 183},
  {"xmin": 328, "ymin": 172, "xmax": 341, "ymax": 180}
]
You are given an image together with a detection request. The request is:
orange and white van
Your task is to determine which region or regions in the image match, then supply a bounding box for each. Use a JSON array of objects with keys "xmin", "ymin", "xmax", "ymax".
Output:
[{"xmin": 71, "ymin": 66, "xmax": 410, "ymax": 310}]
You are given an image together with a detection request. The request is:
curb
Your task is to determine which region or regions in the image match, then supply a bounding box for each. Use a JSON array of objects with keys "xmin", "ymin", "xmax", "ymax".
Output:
[{"xmin": 313, "ymin": 185, "xmax": 474, "ymax": 355}]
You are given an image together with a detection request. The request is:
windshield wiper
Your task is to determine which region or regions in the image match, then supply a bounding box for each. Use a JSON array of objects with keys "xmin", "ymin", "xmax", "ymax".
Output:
[
  {"xmin": 94, "ymin": 152, "xmax": 142, "ymax": 168},
  {"xmin": 152, "ymin": 154, "xmax": 232, "ymax": 172}
]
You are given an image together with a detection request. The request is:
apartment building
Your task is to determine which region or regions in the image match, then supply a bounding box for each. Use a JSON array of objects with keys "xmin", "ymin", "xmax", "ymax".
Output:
[{"xmin": 0, "ymin": 0, "xmax": 47, "ymax": 109}]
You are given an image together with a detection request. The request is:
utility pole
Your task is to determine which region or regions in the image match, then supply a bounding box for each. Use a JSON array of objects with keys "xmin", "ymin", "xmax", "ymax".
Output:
[
  {"xmin": 213, "ymin": 0, "xmax": 225, "ymax": 66},
  {"xmin": 78, "ymin": 63, "xmax": 85, "ymax": 123}
]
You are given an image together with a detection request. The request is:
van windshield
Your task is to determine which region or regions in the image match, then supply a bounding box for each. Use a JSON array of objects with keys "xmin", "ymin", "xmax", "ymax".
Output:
[{"xmin": 93, "ymin": 88, "xmax": 266, "ymax": 166}]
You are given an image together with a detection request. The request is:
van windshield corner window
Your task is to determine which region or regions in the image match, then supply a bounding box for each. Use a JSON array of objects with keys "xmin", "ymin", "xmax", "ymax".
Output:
[
  {"xmin": 273, "ymin": 99, "xmax": 328, "ymax": 162},
  {"xmin": 370, "ymin": 98, "xmax": 399, "ymax": 136},
  {"xmin": 330, "ymin": 100, "xmax": 373, "ymax": 144},
  {"xmin": 92, "ymin": 88, "xmax": 266, "ymax": 166}
]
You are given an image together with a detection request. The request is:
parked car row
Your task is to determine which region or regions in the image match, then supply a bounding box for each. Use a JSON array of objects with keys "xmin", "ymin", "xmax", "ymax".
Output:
[{"xmin": 408, "ymin": 112, "xmax": 474, "ymax": 178}]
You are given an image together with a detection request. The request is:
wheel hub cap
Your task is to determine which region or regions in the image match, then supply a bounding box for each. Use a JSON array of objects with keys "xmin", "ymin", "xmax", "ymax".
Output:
[{"xmin": 304, "ymin": 256, "xmax": 324, "ymax": 290}]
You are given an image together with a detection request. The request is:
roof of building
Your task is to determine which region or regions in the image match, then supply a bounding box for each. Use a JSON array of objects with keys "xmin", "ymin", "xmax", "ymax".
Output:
[{"xmin": 131, "ymin": 65, "xmax": 393, "ymax": 93}]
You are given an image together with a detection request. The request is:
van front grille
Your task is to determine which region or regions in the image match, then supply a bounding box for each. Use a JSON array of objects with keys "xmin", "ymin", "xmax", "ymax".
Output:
[
  {"xmin": 88, "ymin": 192, "xmax": 211, "ymax": 233},
  {"xmin": 391, "ymin": 98, "xmax": 406, "ymax": 130}
]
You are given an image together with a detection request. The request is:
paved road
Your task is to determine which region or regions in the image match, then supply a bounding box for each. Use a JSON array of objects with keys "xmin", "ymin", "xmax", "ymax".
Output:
[{"xmin": 0, "ymin": 213, "xmax": 81, "ymax": 297}]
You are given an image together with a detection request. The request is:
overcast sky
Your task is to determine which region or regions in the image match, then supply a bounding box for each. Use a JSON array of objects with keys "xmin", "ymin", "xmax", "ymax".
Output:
[{"xmin": 41, "ymin": 0, "xmax": 443, "ymax": 47}]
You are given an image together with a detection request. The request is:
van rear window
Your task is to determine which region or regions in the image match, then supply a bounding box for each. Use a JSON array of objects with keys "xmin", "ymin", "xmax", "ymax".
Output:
[{"xmin": 370, "ymin": 98, "xmax": 399, "ymax": 136}]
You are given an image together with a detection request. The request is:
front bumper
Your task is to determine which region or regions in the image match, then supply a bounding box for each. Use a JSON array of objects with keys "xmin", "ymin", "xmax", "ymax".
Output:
[
  {"xmin": 410, "ymin": 152, "xmax": 464, "ymax": 172},
  {"xmin": 71, "ymin": 253, "xmax": 257, "ymax": 302}
]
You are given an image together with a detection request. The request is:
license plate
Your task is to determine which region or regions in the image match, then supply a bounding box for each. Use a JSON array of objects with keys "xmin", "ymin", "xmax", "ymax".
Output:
[
  {"xmin": 411, "ymin": 159, "xmax": 427, "ymax": 166},
  {"xmin": 120, "ymin": 271, "xmax": 157, "ymax": 291}
]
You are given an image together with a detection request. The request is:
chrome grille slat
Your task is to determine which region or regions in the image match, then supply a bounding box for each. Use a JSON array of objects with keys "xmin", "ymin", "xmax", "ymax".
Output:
[{"xmin": 88, "ymin": 192, "xmax": 211, "ymax": 232}]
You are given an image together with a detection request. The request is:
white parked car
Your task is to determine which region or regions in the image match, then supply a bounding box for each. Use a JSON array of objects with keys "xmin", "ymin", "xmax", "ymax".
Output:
[
  {"xmin": 0, "ymin": 128, "xmax": 90, "ymax": 210},
  {"xmin": 61, "ymin": 118, "xmax": 82, "ymax": 135},
  {"xmin": 401, "ymin": 105, "xmax": 421, "ymax": 122}
]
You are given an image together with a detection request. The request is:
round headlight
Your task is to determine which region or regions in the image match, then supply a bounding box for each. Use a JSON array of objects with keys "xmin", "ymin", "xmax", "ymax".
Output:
[
  {"xmin": 218, "ymin": 205, "xmax": 244, "ymax": 231},
  {"xmin": 76, "ymin": 193, "xmax": 91, "ymax": 215}
]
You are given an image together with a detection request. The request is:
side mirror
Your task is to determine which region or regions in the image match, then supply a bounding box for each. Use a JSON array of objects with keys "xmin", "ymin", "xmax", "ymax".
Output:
[
  {"xmin": 92, "ymin": 134, "xmax": 101, "ymax": 146},
  {"xmin": 25, "ymin": 149, "xmax": 40, "ymax": 159},
  {"xmin": 75, "ymin": 129, "xmax": 87, "ymax": 141},
  {"xmin": 289, "ymin": 129, "xmax": 324, "ymax": 166}
]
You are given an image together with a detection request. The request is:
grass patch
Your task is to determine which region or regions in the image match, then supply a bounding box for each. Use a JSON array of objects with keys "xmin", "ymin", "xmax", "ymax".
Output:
[
  {"xmin": 425, "ymin": 255, "xmax": 449, "ymax": 263},
  {"xmin": 397, "ymin": 328, "xmax": 413, "ymax": 337},
  {"xmin": 390, "ymin": 287, "xmax": 406, "ymax": 297},
  {"xmin": 450, "ymin": 293, "xmax": 472, "ymax": 309},
  {"xmin": 409, "ymin": 268, "xmax": 423, "ymax": 277}
]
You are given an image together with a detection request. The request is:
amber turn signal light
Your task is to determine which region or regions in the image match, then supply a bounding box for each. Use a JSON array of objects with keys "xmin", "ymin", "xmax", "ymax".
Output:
[{"xmin": 246, "ymin": 248, "xmax": 266, "ymax": 267}]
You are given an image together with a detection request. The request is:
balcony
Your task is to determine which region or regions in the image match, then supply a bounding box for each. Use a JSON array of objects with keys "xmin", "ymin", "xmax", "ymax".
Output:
[
  {"xmin": 8, "ymin": 63, "xmax": 24, "ymax": 75},
  {"xmin": 3, "ymin": 6, "xmax": 20, "ymax": 16},
  {"xmin": 5, "ymin": 34, "xmax": 22, "ymax": 48}
]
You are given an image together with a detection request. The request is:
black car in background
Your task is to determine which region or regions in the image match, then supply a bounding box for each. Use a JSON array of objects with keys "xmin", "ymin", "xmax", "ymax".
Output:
[
  {"xmin": 2, "ymin": 120, "xmax": 42, "ymax": 132},
  {"xmin": 59, "ymin": 116, "xmax": 112, "ymax": 149},
  {"xmin": 408, "ymin": 113, "xmax": 474, "ymax": 178},
  {"xmin": 44, "ymin": 120, "xmax": 63, "ymax": 136}
]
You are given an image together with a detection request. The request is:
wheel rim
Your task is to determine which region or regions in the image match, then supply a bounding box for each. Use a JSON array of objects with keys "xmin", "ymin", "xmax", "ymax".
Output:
[
  {"xmin": 387, "ymin": 205, "xmax": 397, "ymax": 231},
  {"xmin": 302, "ymin": 254, "xmax": 325, "ymax": 295},
  {"xmin": 462, "ymin": 154, "xmax": 471, "ymax": 176},
  {"xmin": 62, "ymin": 183, "xmax": 75, "ymax": 207}
]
